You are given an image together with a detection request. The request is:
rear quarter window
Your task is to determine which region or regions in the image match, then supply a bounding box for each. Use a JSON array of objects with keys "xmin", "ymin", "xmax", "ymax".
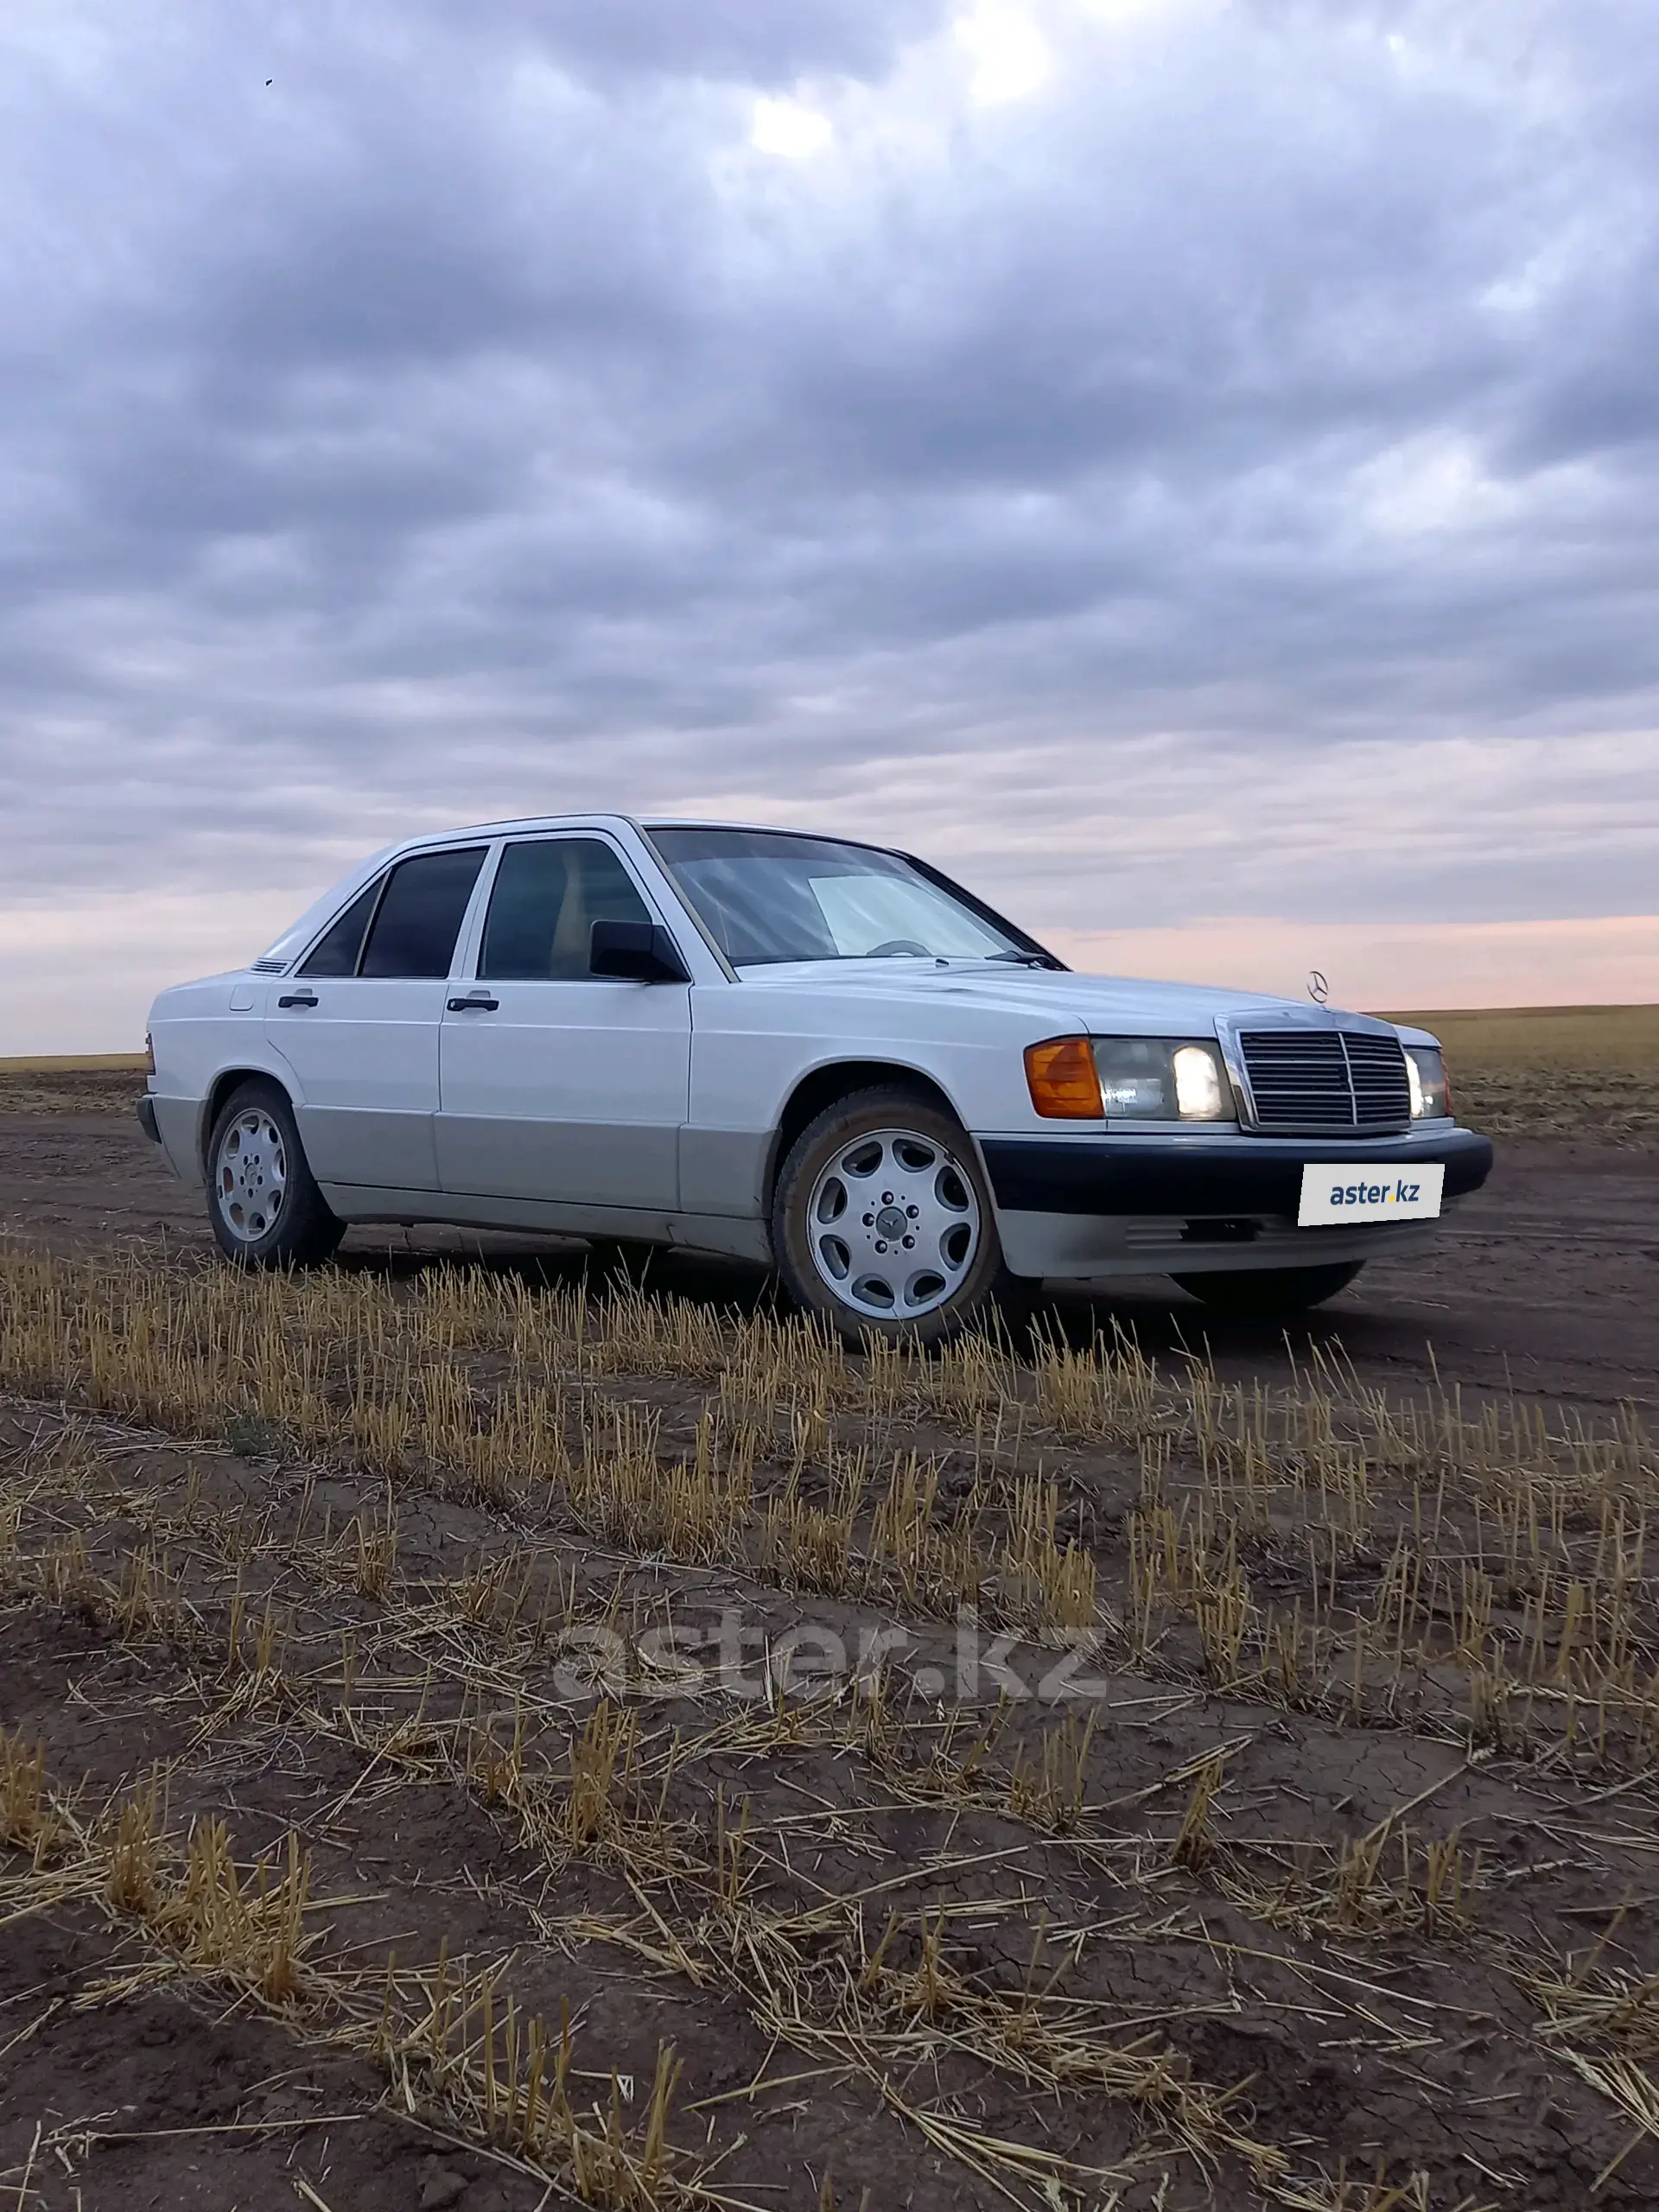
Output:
[{"xmin": 299, "ymin": 879, "xmax": 384, "ymax": 977}]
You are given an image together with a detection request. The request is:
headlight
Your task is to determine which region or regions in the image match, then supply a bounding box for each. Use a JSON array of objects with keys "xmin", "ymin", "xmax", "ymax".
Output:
[
  {"xmin": 1172, "ymin": 1044, "xmax": 1227, "ymax": 1119},
  {"xmin": 1095, "ymin": 1038, "xmax": 1233, "ymax": 1122},
  {"xmin": 1406, "ymin": 1045, "xmax": 1450, "ymax": 1119},
  {"xmin": 1024, "ymin": 1035, "xmax": 1235, "ymax": 1122}
]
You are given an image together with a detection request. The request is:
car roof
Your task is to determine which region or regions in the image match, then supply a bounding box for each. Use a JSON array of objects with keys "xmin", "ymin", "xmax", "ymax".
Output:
[
  {"xmin": 442, "ymin": 815, "xmax": 857, "ymax": 840},
  {"xmin": 396, "ymin": 816, "xmax": 906, "ymax": 861}
]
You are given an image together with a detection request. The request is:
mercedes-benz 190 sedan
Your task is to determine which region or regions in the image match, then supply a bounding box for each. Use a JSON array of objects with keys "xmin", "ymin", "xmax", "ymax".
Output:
[{"xmin": 140, "ymin": 817, "xmax": 1493, "ymax": 1342}]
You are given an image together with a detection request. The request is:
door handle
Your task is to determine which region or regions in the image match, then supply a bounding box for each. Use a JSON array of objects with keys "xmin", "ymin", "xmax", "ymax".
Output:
[
  {"xmin": 447, "ymin": 994, "xmax": 499, "ymax": 1012},
  {"xmin": 277, "ymin": 991, "xmax": 318, "ymax": 1008}
]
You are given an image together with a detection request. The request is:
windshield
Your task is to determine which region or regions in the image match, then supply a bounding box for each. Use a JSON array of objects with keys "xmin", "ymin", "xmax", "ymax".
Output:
[{"xmin": 647, "ymin": 828, "xmax": 1057, "ymax": 969}]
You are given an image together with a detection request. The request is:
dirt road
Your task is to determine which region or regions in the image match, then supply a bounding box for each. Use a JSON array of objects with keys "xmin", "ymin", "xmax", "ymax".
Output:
[{"xmin": 3, "ymin": 1103, "xmax": 1653, "ymax": 1412}]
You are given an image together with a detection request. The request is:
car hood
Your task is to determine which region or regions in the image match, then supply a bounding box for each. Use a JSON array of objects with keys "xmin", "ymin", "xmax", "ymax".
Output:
[{"xmin": 732, "ymin": 961, "xmax": 1395, "ymax": 1034}]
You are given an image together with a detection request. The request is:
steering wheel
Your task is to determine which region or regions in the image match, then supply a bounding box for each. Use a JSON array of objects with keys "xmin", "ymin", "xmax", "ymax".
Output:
[{"xmin": 868, "ymin": 939, "xmax": 931, "ymax": 957}]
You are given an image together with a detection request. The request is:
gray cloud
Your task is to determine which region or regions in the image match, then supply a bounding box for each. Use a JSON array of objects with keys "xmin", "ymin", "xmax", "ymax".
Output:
[
  {"xmin": 1, "ymin": 0, "xmax": 1656, "ymax": 955},
  {"xmin": 491, "ymin": 0, "xmax": 956, "ymax": 85}
]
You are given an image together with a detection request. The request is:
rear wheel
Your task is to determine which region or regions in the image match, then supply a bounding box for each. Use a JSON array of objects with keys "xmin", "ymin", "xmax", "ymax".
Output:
[
  {"xmin": 1171, "ymin": 1261, "xmax": 1363, "ymax": 1317},
  {"xmin": 772, "ymin": 1087, "xmax": 1026, "ymax": 1346},
  {"xmin": 206, "ymin": 1081, "xmax": 344, "ymax": 1268}
]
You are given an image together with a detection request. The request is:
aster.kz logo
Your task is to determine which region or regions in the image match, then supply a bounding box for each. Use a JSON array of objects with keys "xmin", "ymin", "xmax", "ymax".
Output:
[{"xmin": 1298, "ymin": 1164, "xmax": 1445, "ymax": 1226}]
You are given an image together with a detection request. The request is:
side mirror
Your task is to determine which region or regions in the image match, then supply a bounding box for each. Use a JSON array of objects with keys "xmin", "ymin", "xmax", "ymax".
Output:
[{"xmin": 589, "ymin": 918, "xmax": 691, "ymax": 983}]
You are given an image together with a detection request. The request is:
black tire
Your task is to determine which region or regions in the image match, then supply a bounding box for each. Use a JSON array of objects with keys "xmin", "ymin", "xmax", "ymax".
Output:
[
  {"xmin": 205, "ymin": 1080, "xmax": 345, "ymax": 1269},
  {"xmin": 1170, "ymin": 1261, "xmax": 1363, "ymax": 1317},
  {"xmin": 771, "ymin": 1086, "xmax": 1027, "ymax": 1347}
]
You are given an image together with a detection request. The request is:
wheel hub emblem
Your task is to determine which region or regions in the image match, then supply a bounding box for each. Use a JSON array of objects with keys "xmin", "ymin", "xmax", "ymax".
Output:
[{"xmin": 875, "ymin": 1204, "xmax": 908, "ymax": 1240}]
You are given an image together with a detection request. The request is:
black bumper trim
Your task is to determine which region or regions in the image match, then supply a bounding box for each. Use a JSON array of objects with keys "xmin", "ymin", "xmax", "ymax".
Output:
[
  {"xmin": 981, "ymin": 1127, "xmax": 1494, "ymax": 1217},
  {"xmin": 136, "ymin": 1096, "xmax": 161, "ymax": 1145}
]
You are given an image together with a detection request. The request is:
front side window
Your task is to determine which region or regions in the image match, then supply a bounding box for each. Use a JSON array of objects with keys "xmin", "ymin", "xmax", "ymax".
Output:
[
  {"xmin": 648, "ymin": 828, "xmax": 1052, "ymax": 969},
  {"xmin": 359, "ymin": 848, "xmax": 487, "ymax": 979},
  {"xmin": 479, "ymin": 837, "xmax": 653, "ymax": 981},
  {"xmin": 300, "ymin": 878, "xmax": 383, "ymax": 977}
]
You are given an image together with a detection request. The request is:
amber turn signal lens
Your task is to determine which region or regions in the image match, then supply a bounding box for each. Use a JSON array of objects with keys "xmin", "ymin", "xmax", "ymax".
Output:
[{"xmin": 1024, "ymin": 1036, "xmax": 1103, "ymax": 1119}]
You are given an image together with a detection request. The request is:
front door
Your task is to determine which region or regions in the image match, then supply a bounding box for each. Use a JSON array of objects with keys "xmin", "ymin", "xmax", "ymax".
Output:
[
  {"xmin": 265, "ymin": 845, "xmax": 487, "ymax": 1192},
  {"xmin": 436, "ymin": 835, "xmax": 690, "ymax": 1210}
]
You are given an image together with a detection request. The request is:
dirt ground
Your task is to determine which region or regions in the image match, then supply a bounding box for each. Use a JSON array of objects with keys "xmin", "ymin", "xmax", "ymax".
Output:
[
  {"xmin": 3, "ymin": 1069, "xmax": 1655, "ymax": 1413},
  {"xmin": 2, "ymin": 1068, "xmax": 1657, "ymax": 2212}
]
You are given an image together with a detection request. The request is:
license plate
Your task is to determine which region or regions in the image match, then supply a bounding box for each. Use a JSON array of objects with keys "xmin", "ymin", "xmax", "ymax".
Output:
[{"xmin": 1298, "ymin": 1163, "xmax": 1445, "ymax": 1228}]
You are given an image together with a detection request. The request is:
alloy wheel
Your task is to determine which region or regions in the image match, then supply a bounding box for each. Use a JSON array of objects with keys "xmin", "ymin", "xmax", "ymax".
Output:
[
  {"xmin": 214, "ymin": 1107, "xmax": 289, "ymax": 1245},
  {"xmin": 804, "ymin": 1126, "xmax": 982, "ymax": 1319}
]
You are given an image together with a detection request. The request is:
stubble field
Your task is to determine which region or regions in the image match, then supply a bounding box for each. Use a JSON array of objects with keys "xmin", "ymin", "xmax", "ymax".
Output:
[
  {"xmin": 1, "ymin": 1014, "xmax": 1656, "ymax": 2212},
  {"xmin": 1383, "ymin": 1005, "xmax": 1659, "ymax": 1147}
]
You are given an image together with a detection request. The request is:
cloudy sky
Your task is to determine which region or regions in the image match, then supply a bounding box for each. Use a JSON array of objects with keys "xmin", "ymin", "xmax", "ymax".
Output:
[{"xmin": 3, "ymin": 0, "xmax": 1656, "ymax": 1047}]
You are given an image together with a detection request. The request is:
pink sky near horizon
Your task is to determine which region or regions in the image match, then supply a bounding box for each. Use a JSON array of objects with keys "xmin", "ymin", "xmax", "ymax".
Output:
[
  {"xmin": 1, "ymin": 893, "xmax": 1655, "ymax": 1055},
  {"xmin": 1046, "ymin": 912, "xmax": 1659, "ymax": 1014}
]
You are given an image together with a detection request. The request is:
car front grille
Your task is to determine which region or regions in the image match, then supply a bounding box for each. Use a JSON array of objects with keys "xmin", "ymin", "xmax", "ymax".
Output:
[{"xmin": 1237, "ymin": 1029, "xmax": 1412, "ymax": 1135}]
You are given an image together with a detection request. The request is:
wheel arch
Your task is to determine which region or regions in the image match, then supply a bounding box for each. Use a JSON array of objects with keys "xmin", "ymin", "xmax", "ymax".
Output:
[
  {"xmin": 200, "ymin": 1065, "xmax": 297, "ymax": 1168},
  {"xmin": 765, "ymin": 1058, "xmax": 967, "ymax": 1211}
]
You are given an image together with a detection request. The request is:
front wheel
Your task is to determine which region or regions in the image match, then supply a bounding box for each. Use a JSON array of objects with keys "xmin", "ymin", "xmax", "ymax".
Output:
[
  {"xmin": 1170, "ymin": 1261, "xmax": 1363, "ymax": 1317},
  {"xmin": 771, "ymin": 1088, "xmax": 1026, "ymax": 1346},
  {"xmin": 206, "ymin": 1081, "xmax": 344, "ymax": 1268}
]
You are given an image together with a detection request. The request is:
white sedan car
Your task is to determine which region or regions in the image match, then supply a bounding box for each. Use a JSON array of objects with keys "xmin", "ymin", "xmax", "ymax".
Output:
[{"xmin": 142, "ymin": 817, "xmax": 1493, "ymax": 1341}]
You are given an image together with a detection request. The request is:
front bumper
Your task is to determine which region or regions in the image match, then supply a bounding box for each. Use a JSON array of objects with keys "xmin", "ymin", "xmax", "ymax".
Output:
[{"xmin": 978, "ymin": 1123, "xmax": 1493, "ymax": 1281}]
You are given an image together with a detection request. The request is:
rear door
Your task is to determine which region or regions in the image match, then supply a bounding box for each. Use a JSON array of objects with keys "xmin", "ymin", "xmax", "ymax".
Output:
[
  {"xmin": 265, "ymin": 845, "xmax": 487, "ymax": 1191},
  {"xmin": 436, "ymin": 834, "xmax": 690, "ymax": 1209}
]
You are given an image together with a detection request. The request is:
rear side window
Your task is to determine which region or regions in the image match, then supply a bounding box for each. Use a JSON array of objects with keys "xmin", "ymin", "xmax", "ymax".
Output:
[
  {"xmin": 299, "ymin": 879, "xmax": 383, "ymax": 977},
  {"xmin": 480, "ymin": 838, "xmax": 653, "ymax": 981},
  {"xmin": 359, "ymin": 848, "xmax": 487, "ymax": 979}
]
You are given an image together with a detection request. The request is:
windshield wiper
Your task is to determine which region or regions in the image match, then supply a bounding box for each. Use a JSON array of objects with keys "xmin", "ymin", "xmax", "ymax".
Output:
[{"xmin": 986, "ymin": 950, "xmax": 1058, "ymax": 969}]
